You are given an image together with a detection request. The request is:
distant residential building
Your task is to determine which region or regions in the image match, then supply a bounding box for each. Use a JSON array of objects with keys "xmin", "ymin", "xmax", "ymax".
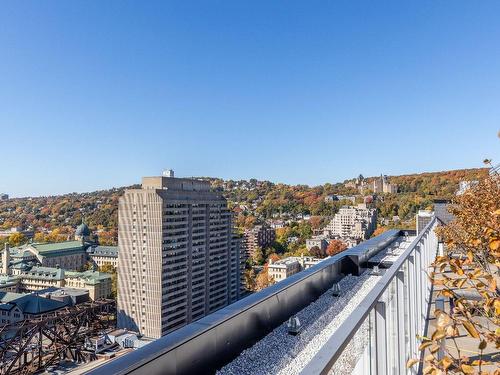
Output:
[
  {"xmin": 0, "ymin": 291, "xmax": 67, "ymax": 325},
  {"xmin": 268, "ymin": 220, "xmax": 285, "ymax": 229},
  {"xmin": 268, "ymin": 255, "xmax": 321, "ymax": 282},
  {"xmin": 324, "ymin": 195, "xmax": 356, "ymax": 204},
  {"xmin": 416, "ymin": 210, "xmax": 434, "ymax": 235},
  {"xmin": 456, "ymin": 180, "xmax": 479, "ymax": 195},
  {"xmin": 324, "ymin": 203, "xmax": 377, "ymax": 241},
  {"xmin": 117, "ymin": 172, "xmax": 245, "ymax": 339},
  {"xmin": 88, "ymin": 246, "xmax": 118, "ymax": 269},
  {"xmin": 0, "ymin": 194, "xmax": 8, "ymax": 201},
  {"xmin": 306, "ymin": 236, "xmax": 328, "ymax": 252},
  {"xmin": 0, "ymin": 227, "xmax": 34, "ymax": 239},
  {"xmin": 243, "ymin": 225, "xmax": 276, "ymax": 257}
]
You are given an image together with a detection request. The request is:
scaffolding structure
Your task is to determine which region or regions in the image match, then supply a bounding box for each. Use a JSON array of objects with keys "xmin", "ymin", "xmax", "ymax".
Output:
[{"xmin": 0, "ymin": 299, "xmax": 115, "ymax": 375}]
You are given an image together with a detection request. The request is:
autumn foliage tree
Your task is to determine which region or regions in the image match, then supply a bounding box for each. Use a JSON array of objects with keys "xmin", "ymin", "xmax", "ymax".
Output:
[
  {"xmin": 309, "ymin": 245, "xmax": 326, "ymax": 258},
  {"xmin": 255, "ymin": 265, "xmax": 274, "ymax": 291},
  {"xmin": 326, "ymin": 239, "xmax": 347, "ymax": 256},
  {"xmin": 410, "ymin": 165, "xmax": 499, "ymax": 374}
]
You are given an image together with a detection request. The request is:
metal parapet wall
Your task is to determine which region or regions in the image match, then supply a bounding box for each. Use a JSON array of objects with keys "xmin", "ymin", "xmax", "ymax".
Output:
[{"xmin": 88, "ymin": 230, "xmax": 401, "ymax": 375}]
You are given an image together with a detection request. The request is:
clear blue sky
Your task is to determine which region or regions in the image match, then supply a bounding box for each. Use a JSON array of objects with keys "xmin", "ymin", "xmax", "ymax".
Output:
[{"xmin": 1, "ymin": 1, "xmax": 499, "ymax": 197}]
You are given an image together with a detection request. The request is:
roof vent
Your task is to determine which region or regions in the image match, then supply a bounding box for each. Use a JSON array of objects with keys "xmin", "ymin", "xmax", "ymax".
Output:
[
  {"xmin": 287, "ymin": 316, "xmax": 302, "ymax": 335},
  {"xmin": 331, "ymin": 282, "xmax": 341, "ymax": 297},
  {"xmin": 371, "ymin": 265, "xmax": 381, "ymax": 275}
]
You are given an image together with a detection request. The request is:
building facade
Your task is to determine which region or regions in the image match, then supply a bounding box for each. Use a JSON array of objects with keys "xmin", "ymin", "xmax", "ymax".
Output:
[
  {"xmin": 88, "ymin": 246, "xmax": 119, "ymax": 269},
  {"xmin": 117, "ymin": 173, "xmax": 245, "ymax": 339},
  {"xmin": 243, "ymin": 225, "xmax": 276, "ymax": 257},
  {"xmin": 305, "ymin": 236, "xmax": 328, "ymax": 252},
  {"xmin": 0, "ymin": 291, "xmax": 67, "ymax": 325},
  {"xmin": 7, "ymin": 266, "xmax": 112, "ymax": 300},
  {"xmin": 324, "ymin": 203, "xmax": 377, "ymax": 241},
  {"xmin": 372, "ymin": 174, "xmax": 398, "ymax": 194},
  {"xmin": 11, "ymin": 241, "xmax": 88, "ymax": 271},
  {"xmin": 268, "ymin": 255, "xmax": 321, "ymax": 282}
]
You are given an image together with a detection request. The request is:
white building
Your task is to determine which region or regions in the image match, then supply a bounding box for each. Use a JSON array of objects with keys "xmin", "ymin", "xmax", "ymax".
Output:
[
  {"xmin": 324, "ymin": 204, "xmax": 377, "ymax": 241},
  {"xmin": 268, "ymin": 255, "xmax": 321, "ymax": 282}
]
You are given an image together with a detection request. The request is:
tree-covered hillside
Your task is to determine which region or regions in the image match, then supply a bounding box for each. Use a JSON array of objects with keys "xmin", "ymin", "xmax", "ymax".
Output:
[{"xmin": 0, "ymin": 168, "xmax": 488, "ymax": 246}]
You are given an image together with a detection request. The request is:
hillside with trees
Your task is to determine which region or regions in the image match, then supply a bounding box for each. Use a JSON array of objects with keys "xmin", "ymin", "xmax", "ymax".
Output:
[{"xmin": 0, "ymin": 168, "xmax": 488, "ymax": 248}]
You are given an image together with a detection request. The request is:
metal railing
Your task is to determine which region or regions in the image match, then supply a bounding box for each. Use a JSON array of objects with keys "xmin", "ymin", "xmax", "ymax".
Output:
[
  {"xmin": 88, "ymin": 230, "xmax": 402, "ymax": 375},
  {"xmin": 300, "ymin": 217, "xmax": 438, "ymax": 375}
]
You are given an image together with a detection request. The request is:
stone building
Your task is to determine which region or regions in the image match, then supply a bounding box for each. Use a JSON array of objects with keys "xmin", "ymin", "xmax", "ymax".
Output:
[
  {"xmin": 0, "ymin": 242, "xmax": 112, "ymax": 300},
  {"xmin": 9, "ymin": 266, "xmax": 112, "ymax": 300},
  {"xmin": 10, "ymin": 241, "xmax": 88, "ymax": 271},
  {"xmin": 88, "ymin": 246, "xmax": 118, "ymax": 269},
  {"xmin": 372, "ymin": 174, "xmax": 398, "ymax": 194}
]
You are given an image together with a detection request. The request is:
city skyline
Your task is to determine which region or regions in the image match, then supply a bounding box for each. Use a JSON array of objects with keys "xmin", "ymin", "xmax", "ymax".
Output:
[{"xmin": 1, "ymin": 1, "xmax": 500, "ymax": 197}]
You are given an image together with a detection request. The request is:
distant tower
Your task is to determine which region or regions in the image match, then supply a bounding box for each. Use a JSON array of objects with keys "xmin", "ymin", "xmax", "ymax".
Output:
[
  {"xmin": 2, "ymin": 243, "xmax": 10, "ymax": 275},
  {"xmin": 162, "ymin": 169, "xmax": 175, "ymax": 178},
  {"xmin": 117, "ymin": 172, "xmax": 244, "ymax": 338},
  {"xmin": 75, "ymin": 220, "xmax": 91, "ymax": 242}
]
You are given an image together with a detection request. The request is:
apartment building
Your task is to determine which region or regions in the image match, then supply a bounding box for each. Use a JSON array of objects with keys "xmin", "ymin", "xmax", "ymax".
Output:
[
  {"xmin": 243, "ymin": 225, "xmax": 275, "ymax": 257},
  {"xmin": 324, "ymin": 203, "xmax": 377, "ymax": 241},
  {"xmin": 268, "ymin": 255, "xmax": 321, "ymax": 282},
  {"xmin": 117, "ymin": 172, "xmax": 245, "ymax": 339}
]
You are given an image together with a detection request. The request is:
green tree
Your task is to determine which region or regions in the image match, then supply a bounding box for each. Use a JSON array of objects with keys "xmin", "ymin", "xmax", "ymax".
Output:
[{"xmin": 8, "ymin": 232, "xmax": 26, "ymax": 246}]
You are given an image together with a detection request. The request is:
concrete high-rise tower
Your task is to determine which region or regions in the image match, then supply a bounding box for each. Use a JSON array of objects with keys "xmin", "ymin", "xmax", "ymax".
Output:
[{"xmin": 117, "ymin": 172, "xmax": 245, "ymax": 338}]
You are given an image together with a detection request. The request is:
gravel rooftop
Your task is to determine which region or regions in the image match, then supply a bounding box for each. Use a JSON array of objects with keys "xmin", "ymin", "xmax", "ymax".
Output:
[{"xmin": 217, "ymin": 236, "xmax": 415, "ymax": 375}]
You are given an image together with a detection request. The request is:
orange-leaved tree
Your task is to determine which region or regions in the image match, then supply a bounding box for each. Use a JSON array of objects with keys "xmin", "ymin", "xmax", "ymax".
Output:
[
  {"xmin": 409, "ymin": 161, "xmax": 499, "ymax": 374},
  {"xmin": 326, "ymin": 239, "xmax": 348, "ymax": 256}
]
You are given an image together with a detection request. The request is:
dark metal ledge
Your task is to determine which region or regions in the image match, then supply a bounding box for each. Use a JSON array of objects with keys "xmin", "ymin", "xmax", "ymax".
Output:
[{"xmin": 88, "ymin": 229, "xmax": 401, "ymax": 375}]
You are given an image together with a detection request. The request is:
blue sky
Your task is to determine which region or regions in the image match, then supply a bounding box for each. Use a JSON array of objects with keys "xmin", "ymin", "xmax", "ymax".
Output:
[{"xmin": 1, "ymin": 1, "xmax": 499, "ymax": 197}]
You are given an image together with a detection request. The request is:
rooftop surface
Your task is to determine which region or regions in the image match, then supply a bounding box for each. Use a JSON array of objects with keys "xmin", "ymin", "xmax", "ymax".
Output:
[
  {"xmin": 12, "ymin": 241, "xmax": 85, "ymax": 255},
  {"xmin": 90, "ymin": 245, "xmax": 118, "ymax": 257},
  {"xmin": 0, "ymin": 291, "xmax": 67, "ymax": 314},
  {"xmin": 218, "ymin": 236, "xmax": 415, "ymax": 375}
]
